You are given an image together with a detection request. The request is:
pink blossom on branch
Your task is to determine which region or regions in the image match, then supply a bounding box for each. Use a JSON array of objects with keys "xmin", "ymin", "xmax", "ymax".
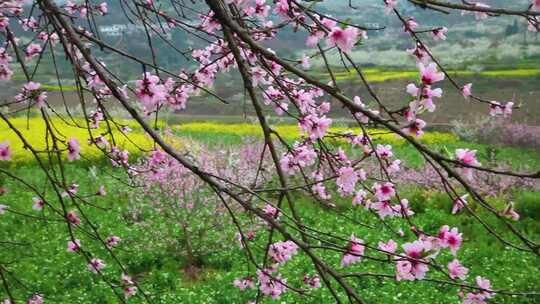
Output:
[
  {"xmin": 455, "ymin": 148, "xmax": 481, "ymax": 179},
  {"xmin": 419, "ymin": 63, "xmax": 445, "ymax": 85},
  {"xmin": 303, "ymin": 274, "xmax": 321, "ymax": 289},
  {"xmin": 500, "ymin": 201, "xmax": 520, "ymax": 221},
  {"xmin": 257, "ymin": 269, "xmax": 287, "ymax": 299},
  {"xmin": 0, "ymin": 141, "xmax": 11, "ymax": 161},
  {"xmin": 67, "ymin": 239, "xmax": 81, "ymax": 252},
  {"xmin": 233, "ymin": 277, "xmax": 255, "ymax": 291},
  {"xmin": 268, "ymin": 240, "xmax": 299, "ymax": 265},
  {"xmin": 66, "ymin": 138, "xmax": 81, "ymax": 161},
  {"xmin": 32, "ymin": 197, "xmax": 45, "ymax": 211},
  {"xmin": 378, "ymin": 239, "xmax": 398, "ymax": 254},
  {"xmin": 447, "ymin": 259, "xmax": 468, "ymax": 280},
  {"xmin": 462, "ymin": 83, "xmax": 473, "ymax": 99},
  {"xmin": 432, "ymin": 27, "xmax": 448, "ymax": 40},
  {"xmin": 336, "ymin": 166, "xmax": 358, "ymax": 196},
  {"xmin": 106, "ymin": 235, "xmax": 121, "ymax": 248},
  {"xmin": 87, "ymin": 258, "xmax": 106, "ymax": 273},
  {"xmin": 341, "ymin": 234, "xmax": 365, "ymax": 267},
  {"xmin": 26, "ymin": 294, "xmax": 44, "ymax": 304},
  {"xmin": 438, "ymin": 225, "xmax": 463, "ymax": 255},
  {"xmin": 326, "ymin": 26, "xmax": 359, "ymax": 53},
  {"xmin": 384, "ymin": 0, "xmax": 398, "ymax": 15},
  {"xmin": 452, "ymin": 194, "xmax": 468, "ymax": 214}
]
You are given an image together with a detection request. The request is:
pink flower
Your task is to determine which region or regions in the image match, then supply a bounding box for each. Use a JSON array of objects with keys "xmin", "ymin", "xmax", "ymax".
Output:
[
  {"xmin": 407, "ymin": 43, "xmax": 430, "ymax": 64},
  {"xmin": 199, "ymin": 11, "xmax": 221, "ymax": 33},
  {"xmin": 0, "ymin": 64, "xmax": 14, "ymax": 81},
  {"xmin": 251, "ymin": 66, "xmax": 269, "ymax": 86},
  {"xmin": 371, "ymin": 200, "xmax": 395, "ymax": 219},
  {"xmin": 447, "ymin": 259, "xmax": 468, "ymax": 280},
  {"xmin": 0, "ymin": 141, "xmax": 11, "ymax": 161},
  {"xmin": 432, "ymin": 27, "xmax": 448, "ymax": 40},
  {"xmin": 419, "ymin": 63, "xmax": 445, "ymax": 85},
  {"xmin": 66, "ymin": 138, "xmax": 81, "ymax": 161},
  {"xmin": 96, "ymin": 185, "xmax": 106, "ymax": 196},
  {"xmin": 464, "ymin": 276, "xmax": 494, "ymax": 303},
  {"xmin": 533, "ymin": 0, "xmax": 540, "ymax": 11},
  {"xmin": 301, "ymin": 54, "xmax": 310, "ymax": 69},
  {"xmin": 462, "ymin": 83, "xmax": 472, "ymax": 99},
  {"xmin": 455, "ymin": 148, "xmax": 480, "ymax": 179},
  {"xmin": 312, "ymin": 172, "xmax": 331, "ymax": 200},
  {"xmin": 336, "ymin": 166, "xmax": 358, "ymax": 195},
  {"xmin": 326, "ymin": 26, "xmax": 359, "ymax": 53},
  {"xmin": 233, "ymin": 277, "xmax": 255, "ymax": 291},
  {"xmin": 455, "ymin": 149, "xmax": 480, "ymax": 166},
  {"xmin": 404, "ymin": 18, "xmax": 418, "ymax": 32},
  {"xmin": 20, "ymin": 17, "xmax": 38, "ymax": 31},
  {"xmin": 402, "ymin": 118, "xmax": 426, "ymax": 137},
  {"xmin": 384, "ymin": 0, "xmax": 398, "ymax": 14},
  {"xmin": 32, "ymin": 197, "xmax": 45, "ymax": 211},
  {"xmin": 378, "ymin": 239, "xmax": 397, "ymax": 254},
  {"xmin": 87, "ymin": 258, "xmax": 106, "ymax": 273},
  {"xmin": 394, "ymin": 198, "xmax": 414, "ymax": 218},
  {"xmin": 273, "ymin": 0, "xmax": 290, "ymax": 18},
  {"xmin": 66, "ymin": 210, "xmax": 81, "ymax": 226},
  {"xmin": 387, "ymin": 159, "xmax": 401, "ymax": 174},
  {"xmin": 26, "ymin": 294, "xmax": 44, "ymax": 304},
  {"xmin": 263, "ymin": 204, "xmax": 279, "ymax": 218},
  {"xmin": 123, "ymin": 286, "xmax": 137, "ymax": 299},
  {"xmin": 352, "ymin": 189, "xmax": 368, "ymax": 207},
  {"xmin": 501, "ymin": 201, "xmax": 519, "ymax": 221},
  {"xmin": 121, "ymin": 273, "xmax": 134, "ymax": 285},
  {"xmin": 299, "ymin": 114, "xmax": 332, "ymax": 139},
  {"xmin": 375, "ymin": 144, "xmax": 393, "ymax": 159},
  {"xmin": 106, "ymin": 235, "xmax": 121, "ymax": 248},
  {"xmin": 303, "ymin": 274, "xmax": 321, "ymax": 289},
  {"xmin": 96, "ymin": 2, "xmax": 108, "ymax": 15},
  {"xmin": 341, "ymin": 234, "xmax": 365, "ymax": 267},
  {"xmin": 454, "ymin": 149, "xmax": 481, "ymax": 181},
  {"xmin": 25, "ymin": 43, "xmax": 42, "ymax": 61},
  {"xmin": 373, "ymin": 182, "xmax": 395, "ymax": 201},
  {"xmin": 0, "ymin": 204, "xmax": 7, "ymax": 215},
  {"xmin": 438, "ymin": 225, "xmax": 462, "ymax": 255},
  {"xmin": 62, "ymin": 183, "xmax": 79, "ymax": 197},
  {"xmin": 67, "ymin": 239, "xmax": 81, "ymax": 252},
  {"xmin": 135, "ymin": 73, "xmax": 167, "ymax": 114},
  {"xmin": 15, "ymin": 82, "xmax": 47, "ymax": 108},
  {"xmin": 268, "ymin": 240, "xmax": 299, "ymax": 265},
  {"xmin": 396, "ymin": 260, "xmax": 415, "ymax": 281},
  {"xmin": 475, "ymin": 276, "xmax": 494, "ymax": 297},
  {"xmin": 257, "ymin": 269, "xmax": 287, "ymax": 299},
  {"xmin": 398, "ymin": 240, "xmax": 430, "ymax": 280},
  {"xmin": 489, "ymin": 101, "xmax": 513, "ymax": 118},
  {"xmin": 452, "ymin": 194, "xmax": 468, "ymax": 214}
]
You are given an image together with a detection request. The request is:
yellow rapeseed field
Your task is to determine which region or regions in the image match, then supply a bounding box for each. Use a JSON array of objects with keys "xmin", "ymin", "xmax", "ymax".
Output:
[
  {"xmin": 175, "ymin": 122, "xmax": 458, "ymax": 145},
  {"xmin": 0, "ymin": 117, "xmax": 458, "ymax": 163}
]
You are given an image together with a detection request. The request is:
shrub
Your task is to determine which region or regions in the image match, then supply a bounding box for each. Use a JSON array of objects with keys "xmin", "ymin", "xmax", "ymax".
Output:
[
  {"xmin": 451, "ymin": 118, "xmax": 540, "ymax": 149},
  {"xmin": 127, "ymin": 138, "xmax": 271, "ymax": 277}
]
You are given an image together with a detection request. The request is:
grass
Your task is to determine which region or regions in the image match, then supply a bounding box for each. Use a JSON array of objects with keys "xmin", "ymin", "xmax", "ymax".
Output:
[{"xmin": 0, "ymin": 163, "xmax": 538, "ymax": 303}]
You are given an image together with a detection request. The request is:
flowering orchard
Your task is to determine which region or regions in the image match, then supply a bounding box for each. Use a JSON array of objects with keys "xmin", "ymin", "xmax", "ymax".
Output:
[{"xmin": 0, "ymin": 0, "xmax": 539, "ymax": 303}]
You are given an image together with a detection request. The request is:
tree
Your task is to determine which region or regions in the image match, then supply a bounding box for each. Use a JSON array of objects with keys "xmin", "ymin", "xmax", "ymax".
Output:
[{"xmin": 0, "ymin": 0, "xmax": 539, "ymax": 303}]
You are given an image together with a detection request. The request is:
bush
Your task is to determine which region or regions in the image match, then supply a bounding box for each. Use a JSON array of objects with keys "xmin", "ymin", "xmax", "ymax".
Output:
[
  {"xmin": 451, "ymin": 118, "xmax": 540, "ymax": 149},
  {"xmin": 515, "ymin": 191, "xmax": 540, "ymax": 220}
]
